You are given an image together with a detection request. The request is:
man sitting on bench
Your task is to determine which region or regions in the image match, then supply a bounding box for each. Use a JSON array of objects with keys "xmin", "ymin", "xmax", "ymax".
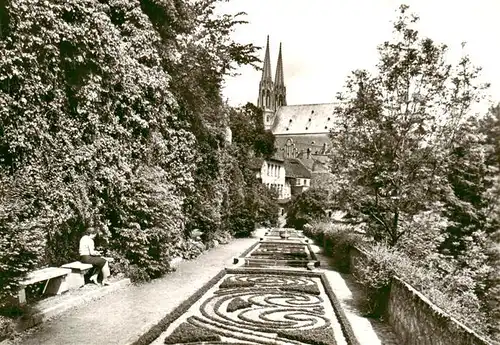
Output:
[{"xmin": 79, "ymin": 226, "xmax": 110, "ymax": 286}]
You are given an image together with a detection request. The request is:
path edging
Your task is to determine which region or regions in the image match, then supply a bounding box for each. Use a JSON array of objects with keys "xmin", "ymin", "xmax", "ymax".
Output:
[{"xmin": 18, "ymin": 278, "xmax": 131, "ymax": 331}]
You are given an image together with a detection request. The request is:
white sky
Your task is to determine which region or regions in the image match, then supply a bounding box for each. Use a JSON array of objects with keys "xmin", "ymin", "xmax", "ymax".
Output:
[{"xmin": 217, "ymin": 0, "xmax": 499, "ymax": 114}]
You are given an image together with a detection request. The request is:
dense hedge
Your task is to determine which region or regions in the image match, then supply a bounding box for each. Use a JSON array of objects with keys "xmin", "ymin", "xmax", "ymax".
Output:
[
  {"xmin": 308, "ymin": 221, "xmax": 497, "ymax": 341},
  {"xmin": 303, "ymin": 221, "xmax": 363, "ymax": 273},
  {"xmin": 0, "ymin": 0, "xmax": 277, "ymax": 322}
]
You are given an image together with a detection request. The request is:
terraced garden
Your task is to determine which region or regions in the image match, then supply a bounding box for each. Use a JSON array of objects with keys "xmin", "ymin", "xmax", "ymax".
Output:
[{"xmin": 146, "ymin": 229, "xmax": 359, "ymax": 345}]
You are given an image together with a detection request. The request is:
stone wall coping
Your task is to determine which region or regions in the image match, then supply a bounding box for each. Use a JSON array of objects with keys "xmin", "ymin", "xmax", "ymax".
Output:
[{"xmin": 351, "ymin": 245, "xmax": 370, "ymax": 256}]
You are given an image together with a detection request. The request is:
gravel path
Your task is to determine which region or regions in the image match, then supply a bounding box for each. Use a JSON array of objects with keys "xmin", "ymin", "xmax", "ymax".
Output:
[
  {"xmin": 311, "ymin": 244, "xmax": 402, "ymax": 345},
  {"xmin": 8, "ymin": 236, "xmax": 258, "ymax": 345}
]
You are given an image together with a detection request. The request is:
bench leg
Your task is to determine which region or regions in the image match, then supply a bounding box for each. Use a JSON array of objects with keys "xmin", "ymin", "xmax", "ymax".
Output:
[
  {"xmin": 66, "ymin": 271, "xmax": 86, "ymax": 290},
  {"xmin": 45, "ymin": 276, "xmax": 69, "ymax": 295},
  {"xmin": 18, "ymin": 288, "xmax": 27, "ymax": 305}
]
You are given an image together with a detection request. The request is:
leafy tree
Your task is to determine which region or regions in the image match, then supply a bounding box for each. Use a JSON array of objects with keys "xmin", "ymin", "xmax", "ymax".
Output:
[
  {"xmin": 230, "ymin": 103, "xmax": 275, "ymax": 158},
  {"xmin": 478, "ymin": 104, "xmax": 500, "ymax": 340},
  {"xmin": 286, "ymin": 189, "xmax": 332, "ymax": 229},
  {"xmin": 438, "ymin": 105, "xmax": 500, "ymax": 339},
  {"xmin": 329, "ymin": 4, "xmax": 489, "ymax": 246},
  {"xmin": 440, "ymin": 118, "xmax": 491, "ymax": 256},
  {"xmin": 481, "ymin": 103, "xmax": 500, "ymax": 167},
  {"xmin": 226, "ymin": 103, "xmax": 279, "ymax": 236},
  {"xmin": 140, "ymin": 0, "xmax": 261, "ymax": 242},
  {"xmin": 246, "ymin": 181, "xmax": 279, "ymax": 228}
]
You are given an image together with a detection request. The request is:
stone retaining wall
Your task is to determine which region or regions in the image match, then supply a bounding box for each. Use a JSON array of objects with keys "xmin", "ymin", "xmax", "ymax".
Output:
[
  {"xmin": 348, "ymin": 246, "xmax": 493, "ymax": 345},
  {"xmin": 348, "ymin": 245, "xmax": 368, "ymax": 279},
  {"xmin": 387, "ymin": 276, "xmax": 492, "ymax": 345}
]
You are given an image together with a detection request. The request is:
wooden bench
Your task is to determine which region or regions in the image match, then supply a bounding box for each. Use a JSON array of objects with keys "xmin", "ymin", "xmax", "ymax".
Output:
[{"xmin": 18, "ymin": 267, "xmax": 72, "ymax": 305}]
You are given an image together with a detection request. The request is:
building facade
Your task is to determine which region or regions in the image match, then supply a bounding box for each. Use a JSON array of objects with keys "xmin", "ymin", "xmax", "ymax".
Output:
[
  {"xmin": 260, "ymin": 157, "xmax": 286, "ymax": 199},
  {"xmin": 251, "ymin": 156, "xmax": 286, "ymax": 200}
]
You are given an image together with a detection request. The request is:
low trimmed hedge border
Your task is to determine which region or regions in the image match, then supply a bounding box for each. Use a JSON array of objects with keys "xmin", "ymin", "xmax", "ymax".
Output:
[
  {"xmin": 132, "ymin": 248, "xmax": 359, "ymax": 345},
  {"xmin": 226, "ymin": 268, "xmax": 360, "ymax": 345},
  {"xmin": 130, "ymin": 269, "xmax": 226, "ymax": 345},
  {"xmin": 238, "ymin": 241, "xmax": 260, "ymax": 258},
  {"xmin": 163, "ymin": 321, "xmax": 220, "ymax": 344},
  {"xmin": 278, "ymin": 326, "xmax": 337, "ymax": 345},
  {"xmin": 226, "ymin": 297, "xmax": 253, "ymax": 313},
  {"xmin": 320, "ymin": 274, "xmax": 361, "ymax": 345}
]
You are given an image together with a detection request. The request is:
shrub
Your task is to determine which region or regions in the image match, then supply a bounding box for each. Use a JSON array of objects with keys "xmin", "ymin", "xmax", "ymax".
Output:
[
  {"xmin": 108, "ymin": 167, "xmax": 188, "ymax": 281},
  {"xmin": 0, "ymin": 173, "xmax": 47, "ymax": 309},
  {"xmin": 326, "ymin": 224, "xmax": 362, "ymax": 273},
  {"xmin": 307, "ymin": 220, "xmax": 362, "ymax": 273},
  {"xmin": 0, "ymin": 315, "xmax": 16, "ymax": 342},
  {"xmin": 286, "ymin": 189, "xmax": 332, "ymax": 229},
  {"xmin": 353, "ymin": 242, "xmax": 494, "ymax": 337},
  {"xmin": 353, "ymin": 244, "xmax": 399, "ymax": 317}
]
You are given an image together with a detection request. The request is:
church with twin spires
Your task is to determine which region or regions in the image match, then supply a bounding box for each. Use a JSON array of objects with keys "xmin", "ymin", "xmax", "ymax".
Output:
[{"xmin": 257, "ymin": 36, "xmax": 338, "ymax": 173}]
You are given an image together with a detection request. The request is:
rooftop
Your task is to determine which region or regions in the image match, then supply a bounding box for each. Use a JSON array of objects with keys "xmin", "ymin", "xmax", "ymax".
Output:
[
  {"xmin": 271, "ymin": 103, "xmax": 341, "ymax": 135},
  {"xmin": 284, "ymin": 158, "xmax": 312, "ymax": 178}
]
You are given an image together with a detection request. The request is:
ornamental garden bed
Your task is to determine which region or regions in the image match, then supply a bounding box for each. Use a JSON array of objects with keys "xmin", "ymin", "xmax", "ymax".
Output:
[
  {"xmin": 239, "ymin": 241, "xmax": 319, "ymax": 268},
  {"xmin": 265, "ymin": 228, "xmax": 305, "ymax": 239},
  {"xmin": 140, "ymin": 269, "xmax": 359, "ymax": 345}
]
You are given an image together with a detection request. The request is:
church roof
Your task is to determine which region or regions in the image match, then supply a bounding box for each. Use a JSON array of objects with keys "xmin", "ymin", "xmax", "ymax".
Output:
[
  {"xmin": 271, "ymin": 103, "xmax": 340, "ymax": 135},
  {"xmin": 284, "ymin": 158, "xmax": 311, "ymax": 178}
]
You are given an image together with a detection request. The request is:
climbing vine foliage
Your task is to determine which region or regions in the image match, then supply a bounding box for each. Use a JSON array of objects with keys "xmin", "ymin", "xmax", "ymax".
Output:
[{"xmin": 0, "ymin": 0, "xmax": 267, "ymax": 309}]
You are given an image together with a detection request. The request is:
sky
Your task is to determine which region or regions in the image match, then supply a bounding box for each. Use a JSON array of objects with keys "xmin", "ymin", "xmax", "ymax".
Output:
[{"xmin": 216, "ymin": 0, "xmax": 500, "ymax": 114}]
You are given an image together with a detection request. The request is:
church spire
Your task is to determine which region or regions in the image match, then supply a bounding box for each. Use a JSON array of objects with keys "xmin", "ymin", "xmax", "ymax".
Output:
[
  {"xmin": 274, "ymin": 42, "xmax": 284, "ymax": 86},
  {"xmin": 274, "ymin": 42, "xmax": 287, "ymax": 109},
  {"xmin": 258, "ymin": 35, "xmax": 274, "ymax": 113},
  {"xmin": 261, "ymin": 35, "xmax": 273, "ymax": 82}
]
